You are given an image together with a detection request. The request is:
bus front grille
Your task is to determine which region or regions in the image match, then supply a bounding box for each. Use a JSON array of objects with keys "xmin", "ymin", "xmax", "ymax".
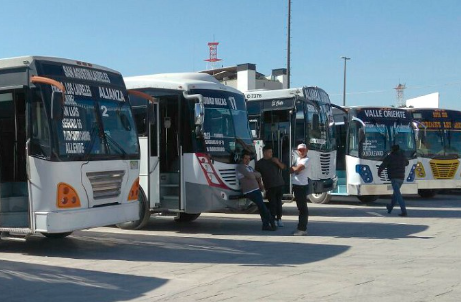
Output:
[
  {"xmin": 430, "ymin": 160, "xmax": 459, "ymax": 179},
  {"xmin": 320, "ymin": 153, "xmax": 331, "ymax": 175},
  {"xmin": 218, "ymin": 168, "xmax": 238, "ymax": 186},
  {"xmin": 86, "ymin": 170, "xmax": 125, "ymax": 200},
  {"xmin": 376, "ymin": 165, "xmax": 390, "ymax": 182}
]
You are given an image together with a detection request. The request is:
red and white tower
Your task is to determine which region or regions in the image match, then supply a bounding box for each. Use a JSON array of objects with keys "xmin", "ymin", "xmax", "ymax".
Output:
[{"xmin": 204, "ymin": 42, "xmax": 222, "ymax": 70}]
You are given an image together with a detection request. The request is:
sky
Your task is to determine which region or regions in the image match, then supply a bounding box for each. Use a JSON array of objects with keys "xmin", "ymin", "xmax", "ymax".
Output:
[{"xmin": 1, "ymin": 0, "xmax": 461, "ymax": 109}]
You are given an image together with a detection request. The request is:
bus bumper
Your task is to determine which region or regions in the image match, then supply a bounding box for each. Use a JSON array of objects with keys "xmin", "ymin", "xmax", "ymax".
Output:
[
  {"xmin": 348, "ymin": 183, "xmax": 418, "ymax": 196},
  {"xmin": 310, "ymin": 177, "xmax": 337, "ymax": 194},
  {"xmin": 416, "ymin": 179, "xmax": 461, "ymax": 190},
  {"xmin": 34, "ymin": 201, "xmax": 140, "ymax": 233}
]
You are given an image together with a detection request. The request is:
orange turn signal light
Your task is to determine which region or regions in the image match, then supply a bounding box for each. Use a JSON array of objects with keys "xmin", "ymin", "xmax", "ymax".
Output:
[
  {"xmin": 128, "ymin": 178, "xmax": 140, "ymax": 201},
  {"xmin": 57, "ymin": 183, "xmax": 81, "ymax": 208}
]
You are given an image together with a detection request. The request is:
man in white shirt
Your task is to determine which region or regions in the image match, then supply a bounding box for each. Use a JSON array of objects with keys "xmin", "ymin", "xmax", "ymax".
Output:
[{"xmin": 289, "ymin": 143, "xmax": 310, "ymax": 236}]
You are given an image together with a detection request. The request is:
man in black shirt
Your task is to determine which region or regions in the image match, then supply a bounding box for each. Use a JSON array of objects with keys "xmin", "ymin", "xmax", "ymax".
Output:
[
  {"xmin": 378, "ymin": 144, "xmax": 409, "ymax": 216},
  {"xmin": 255, "ymin": 145, "xmax": 286, "ymax": 227}
]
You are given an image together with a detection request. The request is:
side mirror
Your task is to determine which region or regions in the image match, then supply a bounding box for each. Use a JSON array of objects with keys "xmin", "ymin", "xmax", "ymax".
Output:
[
  {"xmin": 51, "ymin": 91, "xmax": 64, "ymax": 120},
  {"xmin": 194, "ymin": 103, "xmax": 204, "ymax": 125},
  {"xmin": 148, "ymin": 103, "xmax": 156, "ymax": 125},
  {"xmin": 312, "ymin": 113, "xmax": 320, "ymax": 131},
  {"xmin": 194, "ymin": 103, "xmax": 204, "ymax": 137},
  {"xmin": 359, "ymin": 128, "xmax": 365, "ymax": 142}
]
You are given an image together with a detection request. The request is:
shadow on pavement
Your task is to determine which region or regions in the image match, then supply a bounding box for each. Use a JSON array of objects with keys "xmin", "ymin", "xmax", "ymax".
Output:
[
  {"xmin": 0, "ymin": 260, "xmax": 166, "ymax": 302},
  {"xmin": 0, "ymin": 228, "xmax": 349, "ymax": 267}
]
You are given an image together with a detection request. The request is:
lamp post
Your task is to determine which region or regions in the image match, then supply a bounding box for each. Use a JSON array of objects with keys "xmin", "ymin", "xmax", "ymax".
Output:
[{"xmin": 341, "ymin": 56, "xmax": 351, "ymax": 106}]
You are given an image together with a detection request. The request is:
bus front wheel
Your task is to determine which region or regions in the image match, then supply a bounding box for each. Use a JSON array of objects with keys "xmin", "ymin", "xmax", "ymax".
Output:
[
  {"xmin": 357, "ymin": 195, "xmax": 379, "ymax": 203},
  {"xmin": 42, "ymin": 232, "xmax": 73, "ymax": 239},
  {"xmin": 308, "ymin": 192, "xmax": 332, "ymax": 204},
  {"xmin": 174, "ymin": 213, "xmax": 201, "ymax": 222},
  {"xmin": 418, "ymin": 189, "xmax": 437, "ymax": 198},
  {"xmin": 116, "ymin": 188, "xmax": 151, "ymax": 230}
]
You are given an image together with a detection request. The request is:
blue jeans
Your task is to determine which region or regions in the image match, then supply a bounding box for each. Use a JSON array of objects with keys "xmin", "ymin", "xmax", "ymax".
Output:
[
  {"xmin": 389, "ymin": 179, "xmax": 407, "ymax": 214},
  {"xmin": 245, "ymin": 190, "xmax": 273, "ymax": 227}
]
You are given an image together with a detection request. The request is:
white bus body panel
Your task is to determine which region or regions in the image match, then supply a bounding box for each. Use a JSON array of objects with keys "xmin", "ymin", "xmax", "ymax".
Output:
[
  {"xmin": 28, "ymin": 157, "xmax": 140, "ymax": 233},
  {"xmin": 341, "ymin": 156, "xmax": 418, "ymax": 196},
  {"xmin": 415, "ymin": 157, "xmax": 461, "ymax": 189},
  {"xmin": 182, "ymin": 153, "xmax": 244, "ymax": 213},
  {"xmin": 308, "ymin": 150, "xmax": 337, "ymax": 181}
]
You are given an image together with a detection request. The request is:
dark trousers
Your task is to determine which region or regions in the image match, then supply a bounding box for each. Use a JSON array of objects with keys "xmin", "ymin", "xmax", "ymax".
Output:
[
  {"xmin": 292, "ymin": 184, "xmax": 309, "ymax": 231},
  {"xmin": 266, "ymin": 185, "xmax": 284, "ymax": 220},
  {"xmin": 245, "ymin": 189, "xmax": 273, "ymax": 227}
]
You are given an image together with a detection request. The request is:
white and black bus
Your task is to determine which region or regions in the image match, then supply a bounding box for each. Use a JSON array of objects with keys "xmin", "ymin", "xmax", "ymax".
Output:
[
  {"xmin": 0, "ymin": 56, "xmax": 140, "ymax": 240},
  {"xmin": 245, "ymin": 87, "xmax": 337, "ymax": 204},
  {"xmin": 332, "ymin": 106, "xmax": 418, "ymax": 202},
  {"xmin": 120, "ymin": 73, "xmax": 255, "ymax": 229}
]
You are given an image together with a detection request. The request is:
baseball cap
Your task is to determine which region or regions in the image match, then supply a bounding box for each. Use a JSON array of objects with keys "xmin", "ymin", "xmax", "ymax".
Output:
[{"xmin": 297, "ymin": 143, "xmax": 307, "ymax": 150}]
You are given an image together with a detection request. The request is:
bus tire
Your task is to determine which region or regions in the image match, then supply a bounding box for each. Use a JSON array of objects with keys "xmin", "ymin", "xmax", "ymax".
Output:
[
  {"xmin": 116, "ymin": 188, "xmax": 151, "ymax": 230},
  {"xmin": 174, "ymin": 213, "xmax": 201, "ymax": 222},
  {"xmin": 357, "ymin": 195, "xmax": 379, "ymax": 203},
  {"xmin": 42, "ymin": 232, "xmax": 73, "ymax": 239},
  {"xmin": 308, "ymin": 192, "xmax": 332, "ymax": 204},
  {"xmin": 418, "ymin": 189, "xmax": 437, "ymax": 198}
]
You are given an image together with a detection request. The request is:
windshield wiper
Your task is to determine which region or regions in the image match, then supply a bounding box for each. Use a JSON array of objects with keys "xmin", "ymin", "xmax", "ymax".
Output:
[
  {"xmin": 81, "ymin": 122, "xmax": 100, "ymax": 161},
  {"xmin": 103, "ymin": 132, "xmax": 128, "ymax": 158}
]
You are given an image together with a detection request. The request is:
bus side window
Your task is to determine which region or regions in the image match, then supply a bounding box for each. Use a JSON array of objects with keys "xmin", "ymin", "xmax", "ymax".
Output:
[
  {"xmin": 348, "ymin": 121, "xmax": 359, "ymax": 157},
  {"xmin": 30, "ymin": 93, "xmax": 51, "ymax": 158}
]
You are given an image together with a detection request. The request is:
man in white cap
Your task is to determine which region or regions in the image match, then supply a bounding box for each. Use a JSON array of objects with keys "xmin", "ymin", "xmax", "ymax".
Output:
[{"xmin": 289, "ymin": 143, "xmax": 310, "ymax": 236}]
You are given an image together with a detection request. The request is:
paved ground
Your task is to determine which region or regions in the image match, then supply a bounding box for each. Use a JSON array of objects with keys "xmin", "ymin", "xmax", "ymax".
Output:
[{"xmin": 1, "ymin": 194, "xmax": 461, "ymax": 301}]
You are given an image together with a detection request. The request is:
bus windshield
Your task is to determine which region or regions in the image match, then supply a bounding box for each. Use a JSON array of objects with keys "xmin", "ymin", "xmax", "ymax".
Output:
[
  {"xmin": 306, "ymin": 103, "xmax": 335, "ymax": 152},
  {"xmin": 33, "ymin": 62, "xmax": 139, "ymax": 161},
  {"xmin": 192, "ymin": 89, "xmax": 254, "ymax": 163},
  {"xmin": 418, "ymin": 129, "xmax": 461, "ymax": 158},
  {"xmin": 361, "ymin": 122, "xmax": 416, "ymax": 160}
]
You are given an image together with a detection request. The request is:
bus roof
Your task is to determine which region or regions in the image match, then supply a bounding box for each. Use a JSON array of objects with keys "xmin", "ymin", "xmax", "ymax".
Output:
[
  {"xmin": 0, "ymin": 55, "xmax": 121, "ymax": 74},
  {"xmin": 244, "ymin": 88, "xmax": 304, "ymax": 101},
  {"xmin": 124, "ymin": 72, "xmax": 242, "ymax": 94}
]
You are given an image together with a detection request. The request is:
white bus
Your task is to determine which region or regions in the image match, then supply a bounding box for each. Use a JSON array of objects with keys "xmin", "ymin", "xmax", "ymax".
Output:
[
  {"xmin": 120, "ymin": 73, "xmax": 255, "ymax": 229},
  {"xmin": 0, "ymin": 56, "xmax": 140, "ymax": 240},
  {"xmin": 332, "ymin": 106, "xmax": 418, "ymax": 202},
  {"xmin": 245, "ymin": 87, "xmax": 337, "ymax": 204},
  {"xmin": 408, "ymin": 108, "xmax": 461, "ymax": 197}
]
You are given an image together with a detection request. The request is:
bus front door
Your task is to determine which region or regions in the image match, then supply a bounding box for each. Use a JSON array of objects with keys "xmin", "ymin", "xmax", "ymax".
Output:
[
  {"xmin": 262, "ymin": 110, "xmax": 291, "ymax": 194},
  {"xmin": 0, "ymin": 90, "xmax": 29, "ymax": 228},
  {"xmin": 148, "ymin": 103, "xmax": 160, "ymax": 208}
]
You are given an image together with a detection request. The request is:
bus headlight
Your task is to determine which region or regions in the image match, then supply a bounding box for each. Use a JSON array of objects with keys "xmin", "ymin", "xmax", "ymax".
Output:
[
  {"xmin": 128, "ymin": 178, "xmax": 140, "ymax": 201},
  {"xmin": 415, "ymin": 161, "xmax": 426, "ymax": 178},
  {"xmin": 407, "ymin": 164, "xmax": 417, "ymax": 182},
  {"xmin": 57, "ymin": 183, "xmax": 81, "ymax": 208},
  {"xmin": 356, "ymin": 165, "xmax": 373, "ymax": 183}
]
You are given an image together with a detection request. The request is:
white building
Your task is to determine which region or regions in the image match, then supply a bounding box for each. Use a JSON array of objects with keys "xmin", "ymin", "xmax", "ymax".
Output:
[
  {"xmin": 201, "ymin": 63, "xmax": 287, "ymax": 92},
  {"xmin": 406, "ymin": 92, "xmax": 439, "ymax": 108}
]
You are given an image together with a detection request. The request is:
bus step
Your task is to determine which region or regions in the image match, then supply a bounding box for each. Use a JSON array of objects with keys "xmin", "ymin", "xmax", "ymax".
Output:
[
  {"xmin": 162, "ymin": 195, "xmax": 179, "ymax": 201},
  {"xmin": 1, "ymin": 231, "xmax": 29, "ymax": 242}
]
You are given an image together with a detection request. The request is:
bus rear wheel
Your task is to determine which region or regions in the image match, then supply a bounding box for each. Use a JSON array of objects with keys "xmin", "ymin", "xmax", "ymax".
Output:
[
  {"xmin": 174, "ymin": 213, "xmax": 201, "ymax": 222},
  {"xmin": 42, "ymin": 232, "xmax": 73, "ymax": 239},
  {"xmin": 116, "ymin": 188, "xmax": 151, "ymax": 230},
  {"xmin": 418, "ymin": 189, "xmax": 437, "ymax": 198},
  {"xmin": 357, "ymin": 195, "xmax": 379, "ymax": 203},
  {"xmin": 308, "ymin": 192, "xmax": 332, "ymax": 204}
]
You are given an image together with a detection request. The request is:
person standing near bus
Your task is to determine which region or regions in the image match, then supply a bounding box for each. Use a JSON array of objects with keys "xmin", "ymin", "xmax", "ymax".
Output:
[
  {"xmin": 237, "ymin": 152, "xmax": 277, "ymax": 231},
  {"xmin": 255, "ymin": 145, "xmax": 286, "ymax": 227},
  {"xmin": 289, "ymin": 143, "xmax": 310, "ymax": 236},
  {"xmin": 378, "ymin": 144, "xmax": 409, "ymax": 217}
]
